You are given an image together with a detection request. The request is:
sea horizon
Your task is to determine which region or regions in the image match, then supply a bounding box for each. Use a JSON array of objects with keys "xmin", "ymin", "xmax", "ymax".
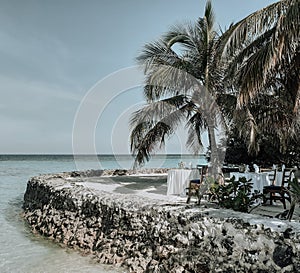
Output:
[
  {"xmin": 0, "ymin": 154, "xmax": 207, "ymax": 170},
  {"xmin": 0, "ymin": 153, "xmax": 206, "ymax": 156}
]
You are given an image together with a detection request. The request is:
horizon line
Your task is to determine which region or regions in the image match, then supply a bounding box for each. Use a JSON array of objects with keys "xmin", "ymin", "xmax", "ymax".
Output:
[{"xmin": 0, "ymin": 153, "xmax": 206, "ymax": 156}]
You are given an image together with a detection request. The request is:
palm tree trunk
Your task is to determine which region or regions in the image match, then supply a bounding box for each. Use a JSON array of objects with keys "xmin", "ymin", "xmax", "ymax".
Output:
[{"xmin": 207, "ymin": 117, "xmax": 222, "ymax": 181}]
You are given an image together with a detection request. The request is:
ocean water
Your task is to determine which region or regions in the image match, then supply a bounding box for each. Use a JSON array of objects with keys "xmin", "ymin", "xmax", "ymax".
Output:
[{"xmin": 0, "ymin": 154, "xmax": 205, "ymax": 273}]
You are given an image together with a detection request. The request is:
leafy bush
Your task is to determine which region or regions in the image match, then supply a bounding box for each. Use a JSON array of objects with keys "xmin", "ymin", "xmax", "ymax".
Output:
[
  {"xmin": 287, "ymin": 178, "xmax": 300, "ymax": 220},
  {"xmin": 209, "ymin": 176, "xmax": 262, "ymax": 213}
]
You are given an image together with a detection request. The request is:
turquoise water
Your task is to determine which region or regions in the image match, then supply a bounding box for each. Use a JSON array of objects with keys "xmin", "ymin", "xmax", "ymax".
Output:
[{"xmin": 0, "ymin": 154, "xmax": 205, "ymax": 273}]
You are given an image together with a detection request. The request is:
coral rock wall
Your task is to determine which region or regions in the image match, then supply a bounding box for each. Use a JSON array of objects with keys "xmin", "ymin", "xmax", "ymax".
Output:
[{"xmin": 23, "ymin": 172, "xmax": 300, "ymax": 273}]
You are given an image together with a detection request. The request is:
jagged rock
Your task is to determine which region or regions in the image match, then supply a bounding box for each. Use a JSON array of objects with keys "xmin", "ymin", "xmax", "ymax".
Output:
[
  {"xmin": 273, "ymin": 243, "xmax": 293, "ymax": 268},
  {"xmin": 112, "ymin": 169, "xmax": 128, "ymax": 176}
]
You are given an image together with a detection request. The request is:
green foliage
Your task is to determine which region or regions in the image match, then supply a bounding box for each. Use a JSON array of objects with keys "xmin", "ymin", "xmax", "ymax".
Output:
[
  {"xmin": 209, "ymin": 176, "xmax": 262, "ymax": 213},
  {"xmin": 224, "ymin": 0, "xmax": 300, "ymax": 156},
  {"xmin": 289, "ymin": 178, "xmax": 300, "ymax": 198},
  {"xmin": 224, "ymin": 128, "xmax": 300, "ymax": 167},
  {"xmin": 287, "ymin": 177, "xmax": 300, "ymax": 221}
]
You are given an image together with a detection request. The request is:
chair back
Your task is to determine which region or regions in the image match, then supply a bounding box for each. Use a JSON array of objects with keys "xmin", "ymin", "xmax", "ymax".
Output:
[
  {"xmin": 260, "ymin": 168, "xmax": 277, "ymax": 185},
  {"xmin": 268, "ymin": 169, "xmax": 277, "ymax": 185},
  {"xmin": 197, "ymin": 165, "xmax": 208, "ymax": 183},
  {"xmin": 281, "ymin": 168, "xmax": 293, "ymax": 188}
]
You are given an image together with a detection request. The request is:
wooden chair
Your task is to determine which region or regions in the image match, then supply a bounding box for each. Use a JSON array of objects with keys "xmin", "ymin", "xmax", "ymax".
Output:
[
  {"xmin": 263, "ymin": 168, "xmax": 292, "ymax": 209},
  {"xmin": 186, "ymin": 166, "xmax": 208, "ymax": 204}
]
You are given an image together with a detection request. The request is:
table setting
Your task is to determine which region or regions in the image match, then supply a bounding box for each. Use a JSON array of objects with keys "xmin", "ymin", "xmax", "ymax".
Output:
[{"xmin": 167, "ymin": 167, "xmax": 200, "ymax": 196}]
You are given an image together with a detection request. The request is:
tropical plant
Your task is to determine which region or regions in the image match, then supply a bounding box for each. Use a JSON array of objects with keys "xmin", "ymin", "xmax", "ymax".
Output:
[
  {"xmin": 287, "ymin": 177, "xmax": 300, "ymax": 221},
  {"xmin": 130, "ymin": 1, "xmax": 235, "ymax": 178},
  {"xmin": 223, "ymin": 0, "xmax": 300, "ymax": 154},
  {"xmin": 209, "ymin": 176, "xmax": 262, "ymax": 213},
  {"xmin": 224, "ymin": 126, "xmax": 300, "ymax": 167},
  {"xmin": 130, "ymin": 0, "xmax": 299, "ymax": 174}
]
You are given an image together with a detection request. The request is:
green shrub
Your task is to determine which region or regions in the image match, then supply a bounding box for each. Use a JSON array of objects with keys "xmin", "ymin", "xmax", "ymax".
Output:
[
  {"xmin": 209, "ymin": 176, "xmax": 262, "ymax": 213},
  {"xmin": 287, "ymin": 178, "xmax": 300, "ymax": 220}
]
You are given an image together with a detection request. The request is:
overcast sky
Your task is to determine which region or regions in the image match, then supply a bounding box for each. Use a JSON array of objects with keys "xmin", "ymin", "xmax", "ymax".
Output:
[{"xmin": 0, "ymin": 0, "xmax": 277, "ymax": 154}]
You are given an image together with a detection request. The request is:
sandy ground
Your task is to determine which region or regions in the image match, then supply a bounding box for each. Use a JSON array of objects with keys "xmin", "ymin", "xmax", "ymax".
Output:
[{"xmin": 72, "ymin": 174, "xmax": 300, "ymax": 222}]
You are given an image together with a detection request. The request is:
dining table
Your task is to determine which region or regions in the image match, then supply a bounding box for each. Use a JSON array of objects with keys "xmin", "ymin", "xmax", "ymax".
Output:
[
  {"xmin": 167, "ymin": 168, "xmax": 200, "ymax": 195},
  {"xmin": 229, "ymin": 172, "xmax": 271, "ymax": 193}
]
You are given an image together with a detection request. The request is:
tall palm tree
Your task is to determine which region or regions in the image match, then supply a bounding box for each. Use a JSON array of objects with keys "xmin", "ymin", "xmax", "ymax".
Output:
[
  {"xmin": 223, "ymin": 0, "xmax": 300, "ymax": 153},
  {"xmin": 130, "ymin": 1, "xmax": 234, "ymax": 178}
]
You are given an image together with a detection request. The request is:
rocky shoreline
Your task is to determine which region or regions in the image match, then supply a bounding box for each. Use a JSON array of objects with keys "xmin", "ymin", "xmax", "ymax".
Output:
[
  {"xmin": 69, "ymin": 168, "xmax": 170, "ymax": 177},
  {"xmin": 23, "ymin": 170, "xmax": 300, "ymax": 273}
]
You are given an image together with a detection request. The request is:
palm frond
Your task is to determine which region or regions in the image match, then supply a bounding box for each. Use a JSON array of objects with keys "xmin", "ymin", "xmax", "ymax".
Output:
[
  {"xmin": 185, "ymin": 112, "xmax": 206, "ymax": 154},
  {"xmin": 224, "ymin": 27, "xmax": 275, "ymax": 84},
  {"xmin": 233, "ymin": 107, "xmax": 259, "ymax": 154},
  {"xmin": 204, "ymin": 0, "xmax": 215, "ymax": 32},
  {"xmin": 130, "ymin": 107, "xmax": 188, "ymax": 166},
  {"xmin": 223, "ymin": 0, "xmax": 288, "ymax": 56},
  {"xmin": 236, "ymin": 41, "xmax": 275, "ymax": 105},
  {"xmin": 130, "ymin": 95, "xmax": 188, "ymax": 127},
  {"xmin": 131, "ymin": 121, "xmax": 172, "ymax": 167},
  {"xmin": 143, "ymin": 64, "xmax": 198, "ymax": 101},
  {"xmin": 223, "ymin": 0, "xmax": 299, "ymax": 108}
]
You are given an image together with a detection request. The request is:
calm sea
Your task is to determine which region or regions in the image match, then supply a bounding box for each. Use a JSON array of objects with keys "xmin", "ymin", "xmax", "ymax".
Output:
[{"xmin": 0, "ymin": 154, "xmax": 205, "ymax": 273}]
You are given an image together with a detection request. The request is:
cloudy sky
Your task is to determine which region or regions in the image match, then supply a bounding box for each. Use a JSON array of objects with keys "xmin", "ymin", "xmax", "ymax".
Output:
[{"xmin": 0, "ymin": 0, "xmax": 277, "ymax": 154}]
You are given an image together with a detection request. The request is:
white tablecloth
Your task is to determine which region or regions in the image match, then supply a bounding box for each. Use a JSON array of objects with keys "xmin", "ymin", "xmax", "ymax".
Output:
[
  {"xmin": 167, "ymin": 169, "xmax": 200, "ymax": 195},
  {"xmin": 230, "ymin": 172, "xmax": 271, "ymax": 193}
]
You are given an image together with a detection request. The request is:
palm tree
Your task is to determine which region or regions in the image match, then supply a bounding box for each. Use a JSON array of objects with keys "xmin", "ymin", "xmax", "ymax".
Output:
[
  {"xmin": 130, "ymin": 1, "xmax": 234, "ymax": 178},
  {"xmin": 223, "ymin": 0, "xmax": 300, "ymax": 153}
]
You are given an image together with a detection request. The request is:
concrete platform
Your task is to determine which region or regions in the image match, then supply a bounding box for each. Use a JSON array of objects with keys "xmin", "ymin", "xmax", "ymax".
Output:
[{"xmin": 70, "ymin": 174, "xmax": 300, "ymax": 222}]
